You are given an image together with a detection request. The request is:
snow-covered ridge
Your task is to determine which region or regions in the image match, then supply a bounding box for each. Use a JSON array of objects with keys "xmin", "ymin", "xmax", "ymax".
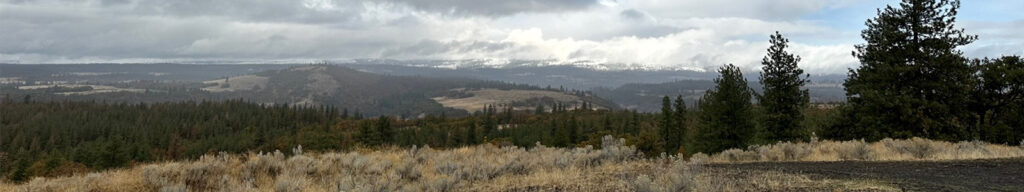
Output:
[{"xmin": 343, "ymin": 58, "xmax": 709, "ymax": 72}]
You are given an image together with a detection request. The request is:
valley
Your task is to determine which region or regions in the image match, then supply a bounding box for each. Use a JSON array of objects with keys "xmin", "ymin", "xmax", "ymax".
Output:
[{"xmin": 0, "ymin": 62, "xmax": 845, "ymax": 114}]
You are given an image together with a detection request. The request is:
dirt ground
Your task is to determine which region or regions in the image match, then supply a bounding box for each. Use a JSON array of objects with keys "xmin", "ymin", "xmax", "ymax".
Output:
[{"xmin": 709, "ymin": 158, "xmax": 1024, "ymax": 192}]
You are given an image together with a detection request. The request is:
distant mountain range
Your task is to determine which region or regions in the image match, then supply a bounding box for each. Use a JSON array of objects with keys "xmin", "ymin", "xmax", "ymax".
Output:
[
  {"xmin": 1, "ymin": 64, "xmax": 617, "ymax": 117},
  {"xmin": 203, "ymin": 65, "xmax": 617, "ymax": 117},
  {"xmin": 1, "ymin": 61, "xmax": 848, "ymax": 114},
  {"xmin": 336, "ymin": 60, "xmax": 846, "ymax": 112}
]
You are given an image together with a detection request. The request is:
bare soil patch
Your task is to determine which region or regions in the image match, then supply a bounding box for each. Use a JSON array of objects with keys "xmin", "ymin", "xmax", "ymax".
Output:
[{"xmin": 710, "ymin": 158, "xmax": 1024, "ymax": 192}]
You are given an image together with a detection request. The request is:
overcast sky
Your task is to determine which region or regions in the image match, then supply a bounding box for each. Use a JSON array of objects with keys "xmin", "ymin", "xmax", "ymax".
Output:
[{"xmin": 1, "ymin": 0, "xmax": 1021, "ymax": 74}]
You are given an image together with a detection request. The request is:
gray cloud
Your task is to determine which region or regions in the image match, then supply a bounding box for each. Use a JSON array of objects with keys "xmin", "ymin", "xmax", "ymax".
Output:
[
  {"xmin": 0, "ymin": 0, "xmax": 431, "ymax": 60},
  {"xmin": 619, "ymin": 9, "xmax": 646, "ymax": 20},
  {"xmin": 621, "ymin": 0, "xmax": 842, "ymax": 21},
  {"xmin": 381, "ymin": 40, "xmax": 516, "ymax": 58},
  {"xmin": 963, "ymin": 20, "xmax": 1024, "ymax": 58},
  {"xmin": 386, "ymin": 0, "xmax": 599, "ymax": 16},
  {"xmin": 0, "ymin": 0, "xmax": 1019, "ymax": 75}
]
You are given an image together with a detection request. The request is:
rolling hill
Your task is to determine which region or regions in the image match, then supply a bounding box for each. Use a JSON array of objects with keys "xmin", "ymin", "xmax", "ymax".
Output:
[{"xmin": 200, "ymin": 65, "xmax": 617, "ymax": 117}]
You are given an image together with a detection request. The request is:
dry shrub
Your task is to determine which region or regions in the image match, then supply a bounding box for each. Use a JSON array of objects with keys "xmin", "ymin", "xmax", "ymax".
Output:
[
  {"xmin": 629, "ymin": 158, "xmax": 696, "ymax": 192},
  {"xmin": 141, "ymin": 164, "xmax": 182, "ymax": 190},
  {"xmin": 158, "ymin": 184, "xmax": 186, "ymax": 192},
  {"xmin": 14, "ymin": 173, "xmax": 102, "ymax": 192},
  {"xmin": 599, "ymin": 135, "xmax": 639, "ymax": 163},
  {"xmin": 184, "ymin": 155, "xmax": 231, "ymax": 191},
  {"xmin": 706, "ymin": 137, "xmax": 1024, "ymax": 163},
  {"xmin": 3, "ymin": 135, "xmax": 934, "ymax": 191},
  {"xmin": 241, "ymin": 150, "xmax": 285, "ymax": 187},
  {"xmin": 834, "ymin": 140, "xmax": 876, "ymax": 160},
  {"xmin": 273, "ymin": 174, "xmax": 307, "ymax": 192}
]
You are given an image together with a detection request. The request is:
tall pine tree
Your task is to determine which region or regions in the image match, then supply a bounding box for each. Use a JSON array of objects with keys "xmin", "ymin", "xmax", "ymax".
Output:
[
  {"xmin": 695, "ymin": 64, "xmax": 757, "ymax": 154},
  {"xmin": 758, "ymin": 31, "xmax": 810, "ymax": 142},
  {"xmin": 670, "ymin": 95, "xmax": 687, "ymax": 154},
  {"xmin": 839, "ymin": 0, "xmax": 977, "ymax": 141},
  {"xmin": 972, "ymin": 56, "xmax": 1024, "ymax": 144},
  {"xmin": 356, "ymin": 119, "xmax": 378, "ymax": 146},
  {"xmin": 376, "ymin": 116, "xmax": 393, "ymax": 144},
  {"xmin": 464, "ymin": 119, "xmax": 478, "ymax": 145},
  {"xmin": 659, "ymin": 96, "xmax": 675, "ymax": 152}
]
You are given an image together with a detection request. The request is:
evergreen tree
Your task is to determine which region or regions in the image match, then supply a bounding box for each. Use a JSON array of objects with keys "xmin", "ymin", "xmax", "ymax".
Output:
[
  {"xmin": 695, "ymin": 64, "xmax": 757, "ymax": 154},
  {"xmin": 464, "ymin": 119, "xmax": 478, "ymax": 145},
  {"xmin": 758, "ymin": 31, "xmax": 810, "ymax": 142},
  {"xmin": 671, "ymin": 95, "xmax": 687, "ymax": 153},
  {"xmin": 659, "ymin": 96, "xmax": 675, "ymax": 153},
  {"xmin": 376, "ymin": 116, "xmax": 393, "ymax": 144},
  {"xmin": 483, "ymin": 106, "xmax": 497, "ymax": 138},
  {"xmin": 630, "ymin": 110, "xmax": 640, "ymax": 135},
  {"xmin": 356, "ymin": 120, "xmax": 377, "ymax": 146},
  {"xmin": 839, "ymin": 0, "xmax": 977, "ymax": 141},
  {"xmin": 602, "ymin": 114, "xmax": 613, "ymax": 132},
  {"xmin": 9, "ymin": 158, "xmax": 29, "ymax": 182},
  {"xmin": 567, "ymin": 115, "xmax": 579, "ymax": 145},
  {"xmin": 972, "ymin": 56, "xmax": 1024, "ymax": 143}
]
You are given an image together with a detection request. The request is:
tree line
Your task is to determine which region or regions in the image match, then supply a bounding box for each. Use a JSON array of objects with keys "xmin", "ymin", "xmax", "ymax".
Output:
[{"xmin": 665, "ymin": 0, "xmax": 1024, "ymax": 155}]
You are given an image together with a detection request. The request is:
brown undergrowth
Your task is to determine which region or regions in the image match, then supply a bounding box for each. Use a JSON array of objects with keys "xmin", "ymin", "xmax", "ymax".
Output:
[
  {"xmin": 7, "ymin": 136, "xmax": 1019, "ymax": 191},
  {"xmin": 694, "ymin": 137, "xmax": 1024, "ymax": 163}
]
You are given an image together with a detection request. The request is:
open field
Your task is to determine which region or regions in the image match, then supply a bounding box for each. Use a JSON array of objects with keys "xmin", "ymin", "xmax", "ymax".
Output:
[
  {"xmin": 2, "ymin": 136, "xmax": 1022, "ymax": 192},
  {"xmin": 17, "ymin": 84, "xmax": 148, "ymax": 95},
  {"xmin": 433, "ymin": 88, "xmax": 595, "ymax": 113},
  {"xmin": 201, "ymin": 75, "xmax": 269, "ymax": 92}
]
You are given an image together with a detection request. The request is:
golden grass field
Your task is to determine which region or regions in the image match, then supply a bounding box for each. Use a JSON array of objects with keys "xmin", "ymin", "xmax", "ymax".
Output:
[{"xmin": 3, "ymin": 136, "xmax": 1022, "ymax": 192}]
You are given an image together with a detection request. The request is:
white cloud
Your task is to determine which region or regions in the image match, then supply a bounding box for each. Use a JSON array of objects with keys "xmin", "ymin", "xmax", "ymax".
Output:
[{"xmin": 0, "ymin": 0, "xmax": 1016, "ymax": 75}]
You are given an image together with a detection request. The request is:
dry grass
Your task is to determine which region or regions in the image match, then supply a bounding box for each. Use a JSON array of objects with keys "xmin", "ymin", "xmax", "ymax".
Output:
[
  {"xmin": 695, "ymin": 137, "xmax": 1024, "ymax": 163},
  {"xmin": 433, "ymin": 88, "xmax": 592, "ymax": 113},
  {"xmin": 201, "ymin": 75, "xmax": 270, "ymax": 93},
  {"xmin": 18, "ymin": 84, "xmax": 147, "ymax": 95},
  {"xmin": 0, "ymin": 136, "xmax": 930, "ymax": 192}
]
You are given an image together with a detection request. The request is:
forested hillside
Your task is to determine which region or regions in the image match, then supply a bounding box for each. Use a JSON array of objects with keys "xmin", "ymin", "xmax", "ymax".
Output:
[
  {"xmin": 0, "ymin": 98, "xmax": 662, "ymax": 181},
  {"xmin": 2, "ymin": 65, "xmax": 617, "ymax": 117}
]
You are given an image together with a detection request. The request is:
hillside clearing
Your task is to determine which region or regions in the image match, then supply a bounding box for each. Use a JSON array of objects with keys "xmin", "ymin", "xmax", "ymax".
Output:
[
  {"xmin": 18, "ymin": 84, "xmax": 147, "ymax": 95},
  {"xmin": 201, "ymin": 75, "xmax": 269, "ymax": 92},
  {"xmin": 433, "ymin": 88, "xmax": 598, "ymax": 113}
]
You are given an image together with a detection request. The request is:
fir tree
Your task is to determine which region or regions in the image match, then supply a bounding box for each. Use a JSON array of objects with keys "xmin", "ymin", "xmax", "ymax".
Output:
[
  {"xmin": 671, "ymin": 95, "xmax": 687, "ymax": 153},
  {"xmin": 602, "ymin": 114, "xmax": 613, "ymax": 132},
  {"xmin": 376, "ymin": 116, "xmax": 393, "ymax": 144},
  {"xmin": 483, "ymin": 105, "xmax": 497, "ymax": 138},
  {"xmin": 357, "ymin": 120, "xmax": 377, "ymax": 146},
  {"xmin": 630, "ymin": 110, "xmax": 640, "ymax": 135},
  {"xmin": 839, "ymin": 0, "xmax": 977, "ymax": 141},
  {"xmin": 659, "ymin": 96, "xmax": 676, "ymax": 153},
  {"xmin": 695, "ymin": 64, "xmax": 757, "ymax": 154},
  {"xmin": 567, "ymin": 115, "xmax": 579, "ymax": 145},
  {"xmin": 758, "ymin": 31, "xmax": 810, "ymax": 142},
  {"xmin": 972, "ymin": 56, "xmax": 1024, "ymax": 143},
  {"xmin": 9, "ymin": 158, "xmax": 29, "ymax": 182},
  {"xmin": 464, "ymin": 119, "xmax": 478, "ymax": 145}
]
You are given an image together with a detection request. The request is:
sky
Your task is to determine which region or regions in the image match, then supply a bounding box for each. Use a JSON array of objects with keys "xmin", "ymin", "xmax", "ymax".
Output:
[{"xmin": 1, "ymin": 0, "xmax": 1021, "ymax": 74}]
